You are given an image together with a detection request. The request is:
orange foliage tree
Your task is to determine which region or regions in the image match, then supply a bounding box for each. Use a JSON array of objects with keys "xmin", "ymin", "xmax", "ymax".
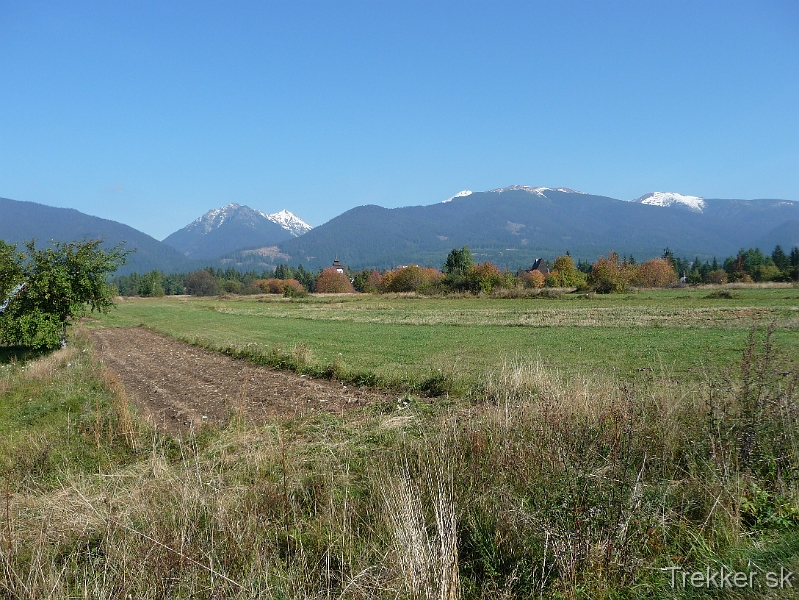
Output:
[
  {"xmin": 256, "ymin": 278, "xmax": 305, "ymax": 294},
  {"xmin": 315, "ymin": 268, "xmax": 355, "ymax": 293},
  {"xmin": 635, "ymin": 258, "xmax": 678, "ymax": 288},
  {"xmin": 520, "ymin": 270, "xmax": 545, "ymax": 288},
  {"xmin": 464, "ymin": 262, "xmax": 516, "ymax": 293},
  {"xmin": 380, "ymin": 265, "xmax": 443, "ymax": 293}
]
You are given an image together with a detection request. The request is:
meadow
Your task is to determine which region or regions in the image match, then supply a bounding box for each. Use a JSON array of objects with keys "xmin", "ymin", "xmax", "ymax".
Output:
[
  {"xmin": 1, "ymin": 285, "xmax": 799, "ymax": 598},
  {"xmin": 97, "ymin": 286, "xmax": 799, "ymax": 390}
]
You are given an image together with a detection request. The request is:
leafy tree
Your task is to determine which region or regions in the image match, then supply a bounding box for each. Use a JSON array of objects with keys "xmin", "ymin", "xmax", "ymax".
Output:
[
  {"xmin": 590, "ymin": 251, "xmax": 639, "ymax": 293},
  {"xmin": 316, "ymin": 268, "xmax": 355, "ymax": 293},
  {"xmin": 222, "ymin": 280, "xmax": 243, "ymax": 294},
  {"xmin": 443, "ymin": 247, "xmax": 474, "ymax": 275},
  {"xmin": 546, "ymin": 255, "xmax": 586, "ymax": 288},
  {"xmin": 520, "ymin": 270, "xmax": 545, "ymax": 288},
  {"xmin": 138, "ymin": 270, "xmax": 165, "ymax": 297},
  {"xmin": 705, "ymin": 270, "xmax": 729, "ymax": 284},
  {"xmin": 184, "ymin": 270, "xmax": 220, "ymax": 296},
  {"xmin": 463, "ymin": 262, "xmax": 514, "ymax": 294},
  {"xmin": 791, "ymin": 247, "xmax": 799, "ymax": 268},
  {"xmin": 380, "ymin": 265, "xmax": 443, "ymax": 293},
  {"xmin": 0, "ymin": 239, "xmax": 126, "ymax": 349},
  {"xmin": 636, "ymin": 258, "xmax": 678, "ymax": 288}
]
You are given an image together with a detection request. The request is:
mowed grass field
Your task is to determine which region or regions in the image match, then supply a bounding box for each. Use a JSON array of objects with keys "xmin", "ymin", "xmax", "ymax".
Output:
[{"xmin": 93, "ymin": 286, "xmax": 799, "ymax": 389}]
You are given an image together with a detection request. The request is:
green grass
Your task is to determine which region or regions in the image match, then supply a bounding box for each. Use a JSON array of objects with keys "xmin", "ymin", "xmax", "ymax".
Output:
[
  {"xmin": 2, "ymin": 286, "xmax": 798, "ymax": 598},
  {"xmin": 92, "ymin": 287, "xmax": 799, "ymax": 389}
]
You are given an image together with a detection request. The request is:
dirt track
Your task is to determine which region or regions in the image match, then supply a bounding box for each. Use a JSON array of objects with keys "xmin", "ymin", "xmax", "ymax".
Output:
[{"xmin": 88, "ymin": 327, "xmax": 393, "ymax": 434}]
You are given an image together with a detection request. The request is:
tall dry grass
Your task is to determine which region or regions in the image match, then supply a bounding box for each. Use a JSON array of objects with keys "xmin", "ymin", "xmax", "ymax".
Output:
[{"xmin": 1, "ymin": 326, "xmax": 798, "ymax": 598}]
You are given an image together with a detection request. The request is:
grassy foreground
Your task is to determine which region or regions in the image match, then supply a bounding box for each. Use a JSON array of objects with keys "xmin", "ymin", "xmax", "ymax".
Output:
[{"xmin": 1, "ymin": 287, "xmax": 799, "ymax": 598}]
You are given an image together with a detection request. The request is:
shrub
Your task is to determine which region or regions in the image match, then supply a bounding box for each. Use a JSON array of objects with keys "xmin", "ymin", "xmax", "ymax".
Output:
[{"xmin": 316, "ymin": 268, "xmax": 355, "ymax": 293}]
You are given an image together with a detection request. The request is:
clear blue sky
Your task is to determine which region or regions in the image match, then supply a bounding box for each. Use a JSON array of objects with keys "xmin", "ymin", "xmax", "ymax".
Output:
[{"xmin": 2, "ymin": 1, "xmax": 798, "ymax": 240}]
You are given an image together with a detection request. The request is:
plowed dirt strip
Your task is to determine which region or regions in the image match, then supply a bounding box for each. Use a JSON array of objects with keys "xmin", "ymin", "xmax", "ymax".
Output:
[{"xmin": 87, "ymin": 327, "xmax": 393, "ymax": 434}]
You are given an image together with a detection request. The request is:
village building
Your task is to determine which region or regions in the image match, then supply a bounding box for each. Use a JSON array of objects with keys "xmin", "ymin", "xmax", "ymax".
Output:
[
  {"xmin": 528, "ymin": 258, "xmax": 549, "ymax": 275},
  {"xmin": 332, "ymin": 257, "xmax": 346, "ymax": 274}
]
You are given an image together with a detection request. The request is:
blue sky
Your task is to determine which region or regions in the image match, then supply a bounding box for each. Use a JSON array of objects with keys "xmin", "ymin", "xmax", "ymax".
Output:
[{"xmin": 1, "ymin": 1, "xmax": 798, "ymax": 240}]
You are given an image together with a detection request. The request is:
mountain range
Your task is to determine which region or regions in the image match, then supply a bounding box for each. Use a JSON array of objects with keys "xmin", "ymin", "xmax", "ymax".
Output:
[
  {"xmin": 269, "ymin": 187, "xmax": 799, "ymax": 271},
  {"xmin": 2, "ymin": 187, "xmax": 798, "ymax": 274}
]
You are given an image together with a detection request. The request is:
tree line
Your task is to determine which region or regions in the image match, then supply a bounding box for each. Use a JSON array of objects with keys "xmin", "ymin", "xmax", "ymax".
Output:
[{"xmin": 112, "ymin": 244, "xmax": 799, "ymax": 298}]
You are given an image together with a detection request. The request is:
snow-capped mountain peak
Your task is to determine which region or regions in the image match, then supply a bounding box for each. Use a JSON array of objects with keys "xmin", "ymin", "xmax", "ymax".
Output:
[
  {"xmin": 186, "ymin": 203, "xmax": 311, "ymax": 237},
  {"xmin": 488, "ymin": 185, "xmax": 587, "ymax": 196},
  {"xmin": 260, "ymin": 209, "xmax": 313, "ymax": 237},
  {"xmin": 634, "ymin": 192, "xmax": 705, "ymax": 213},
  {"xmin": 442, "ymin": 190, "xmax": 473, "ymax": 203},
  {"xmin": 188, "ymin": 203, "xmax": 242, "ymax": 233}
]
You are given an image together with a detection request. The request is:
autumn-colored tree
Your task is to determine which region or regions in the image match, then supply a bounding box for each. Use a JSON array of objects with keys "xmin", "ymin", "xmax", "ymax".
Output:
[
  {"xmin": 635, "ymin": 258, "xmax": 678, "ymax": 288},
  {"xmin": 364, "ymin": 270, "xmax": 382, "ymax": 293},
  {"xmin": 545, "ymin": 255, "xmax": 587, "ymax": 287},
  {"xmin": 256, "ymin": 278, "xmax": 304, "ymax": 294},
  {"xmin": 380, "ymin": 265, "xmax": 442, "ymax": 293},
  {"xmin": 590, "ymin": 252, "xmax": 640, "ymax": 293},
  {"xmin": 315, "ymin": 268, "xmax": 355, "ymax": 293},
  {"xmin": 463, "ymin": 262, "xmax": 516, "ymax": 293},
  {"xmin": 520, "ymin": 270, "xmax": 545, "ymax": 289}
]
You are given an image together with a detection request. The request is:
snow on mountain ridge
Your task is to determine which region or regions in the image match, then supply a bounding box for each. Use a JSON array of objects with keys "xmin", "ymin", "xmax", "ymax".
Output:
[
  {"xmin": 262, "ymin": 209, "xmax": 313, "ymax": 236},
  {"xmin": 489, "ymin": 185, "xmax": 588, "ymax": 196},
  {"xmin": 189, "ymin": 203, "xmax": 241, "ymax": 233},
  {"xmin": 442, "ymin": 190, "xmax": 473, "ymax": 203},
  {"xmin": 634, "ymin": 192, "xmax": 705, "ymax": 213},
  {"xmin": 186, "ymin": 203, "xmax": 311, "ymax": 237}
]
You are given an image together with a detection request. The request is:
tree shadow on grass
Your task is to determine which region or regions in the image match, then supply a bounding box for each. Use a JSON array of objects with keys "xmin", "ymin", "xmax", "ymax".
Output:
[{"xmin": 0, "ymin": 345, "xmax": 50, "ymax": 365}]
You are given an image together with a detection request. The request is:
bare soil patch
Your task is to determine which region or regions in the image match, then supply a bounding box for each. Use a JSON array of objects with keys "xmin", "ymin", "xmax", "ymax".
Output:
[{"xmin": 87, "ymin": 327, "xmax": 395, "ymax": 434}]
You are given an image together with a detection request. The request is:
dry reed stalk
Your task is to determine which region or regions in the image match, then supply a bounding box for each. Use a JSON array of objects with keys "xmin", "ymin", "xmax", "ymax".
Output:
[{"xmin": 383, "ymin": 460, "xmax": 459, "ymax": 600}]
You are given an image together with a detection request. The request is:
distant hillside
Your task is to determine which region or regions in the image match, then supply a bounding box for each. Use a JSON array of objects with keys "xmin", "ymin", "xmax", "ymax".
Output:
[
  {"xmin": 4, "ymin": 189, "xmax": 797, "ymax": 276},
  {"xmin": 162, "ymin": 204, "xmax": 312, "ymax": 259},
  {"xmin": 274, "ymin": 187, "xmax": 799, "ymax": 271},
  {"xmin": 0, "ymin": 197, "xmax": 188, "ymax": 275}
]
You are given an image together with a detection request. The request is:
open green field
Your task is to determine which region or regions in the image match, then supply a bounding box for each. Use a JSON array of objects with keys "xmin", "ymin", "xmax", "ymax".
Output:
[
  {"xmin": 94, "ymin": 286, "xmax": 799, "ymax": 389},
  {"xmin": 4, "ymin": 285, "xmax": 799, "ymax": 598}
]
